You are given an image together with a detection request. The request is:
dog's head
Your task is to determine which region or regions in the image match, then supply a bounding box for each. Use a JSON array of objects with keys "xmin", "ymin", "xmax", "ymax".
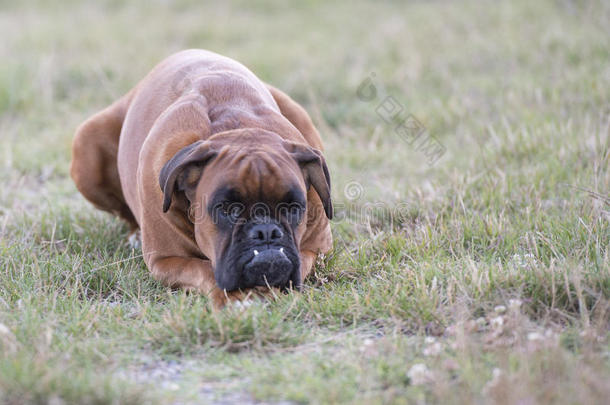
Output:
[{"xmin": 159, "ymin": 129, "xmax": 332, "ymax": 292}]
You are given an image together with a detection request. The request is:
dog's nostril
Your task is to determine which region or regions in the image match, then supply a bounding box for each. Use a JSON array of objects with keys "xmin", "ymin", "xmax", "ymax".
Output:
[
  {"xmin": 270, "ymin": 227, "xmax": 282, "ymax": 240},
  {"xmin": 248, "ymin": 223, "xmax": 283, "ymax": 243}
]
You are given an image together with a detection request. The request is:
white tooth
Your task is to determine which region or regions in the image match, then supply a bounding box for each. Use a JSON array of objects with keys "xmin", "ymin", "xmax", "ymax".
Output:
[{"xmin": 253, "ymin": 250, "xmax": 259, "ymax": 256}]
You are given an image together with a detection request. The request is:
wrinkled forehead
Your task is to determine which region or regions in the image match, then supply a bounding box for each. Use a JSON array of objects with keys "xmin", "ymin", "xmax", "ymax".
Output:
[{"xmin": 200, "ymin": 148, "xmax": 306, "ymax": 204}]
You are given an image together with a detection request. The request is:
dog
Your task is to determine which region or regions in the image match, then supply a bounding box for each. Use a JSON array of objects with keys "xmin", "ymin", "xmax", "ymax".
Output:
[{"xmin": 70, "ymin": 49, "xmax": 333, "ymax": 308}]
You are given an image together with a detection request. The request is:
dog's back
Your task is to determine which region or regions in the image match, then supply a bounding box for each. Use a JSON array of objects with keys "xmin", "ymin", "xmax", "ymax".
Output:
[{"xmin": 117, "ymin": 50, "xmax": 302, "ymax": 219}]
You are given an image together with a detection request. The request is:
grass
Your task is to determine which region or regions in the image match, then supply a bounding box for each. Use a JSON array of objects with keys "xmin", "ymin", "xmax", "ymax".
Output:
[{"xmin": 0, "ymin": 0, "xmax": 608, "ymax": 403}]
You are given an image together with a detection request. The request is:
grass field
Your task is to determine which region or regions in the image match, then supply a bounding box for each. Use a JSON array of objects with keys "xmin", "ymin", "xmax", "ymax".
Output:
[{"xmin": 0, "ymin": 0, "xmax": 609, "ymax": 403}]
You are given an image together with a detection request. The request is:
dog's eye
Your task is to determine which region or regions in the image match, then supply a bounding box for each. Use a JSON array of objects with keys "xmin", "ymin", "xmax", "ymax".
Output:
[
  {"xmin": 214, "ymin": 201, "xmax": 244, "ymax": 224},
  {"xmin": 278, "ymin": 201, "xmax": 305, "ymax": 225},
  {"xmin": 227, "ymin": 204, "xmax": 243, "ymax": 219},
  {"xmin": 224, "ymin": 202, "xmax": 243, "ymax": 217}
]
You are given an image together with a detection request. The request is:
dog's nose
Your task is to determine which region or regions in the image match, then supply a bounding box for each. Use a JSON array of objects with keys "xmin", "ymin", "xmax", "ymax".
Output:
[{"xmin": 248, "ymin": 223, "xmax": 283, "ymax": 243}]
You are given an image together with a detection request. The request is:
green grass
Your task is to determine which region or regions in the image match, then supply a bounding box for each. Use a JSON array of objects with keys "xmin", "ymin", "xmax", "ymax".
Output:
[{"xmin": 0, "ymin": 0, "xmax": 608, "ymax": 403}]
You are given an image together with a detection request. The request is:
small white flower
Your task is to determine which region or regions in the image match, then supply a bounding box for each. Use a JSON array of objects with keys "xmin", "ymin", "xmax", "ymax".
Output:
[
  {"xmin": 407, "ymin": 363, "xmax": 434, "ymax": 385},
  {"xmin": 527, "ymin": 332, "xmax": 543, "ymax": 341},
  {"xmin": 545, "ymin": 329, "xmax": 558, "ymax": 341},
  {"xmin": 483, "ymin": 367, "xmax": 503, "ymax": 394},
  {"xmin": 490, "ymin": 316, "xmax": 504, "ymax": 329},
  {"xmin": 511, "ymin": 254, "xmax": 525, "ymax": 268},
  {"xmin": 494, "ymin": 305, "xmax": 506, "ymax": 314},
  {"xmin": 231, "ymin": 300, "xmax": 253, "ymax": 311},
  {"xmin": 165, "ymin": 382, "xmax": 180, "ymax": 391},
  {"xmin": 423, "ymin": 342, "xmax": 442, "ymax": 357},
  {"xmin": 359, "ymin": 338, "xmax": 375, "ymax": 353},
  {"xmin": 511, "ymin": 253, "xmax": 536, "ymax": 268},
  {"xmin": 508, "ymin": 299, "xmax": 522, "ymax": 311},
  {"xmin": 127, "ymin": 231, "xmax": 141, "ymax": 250},
  {"xmin": 424, "ymin": 336, "xmax": 436, "ymax": 344}
]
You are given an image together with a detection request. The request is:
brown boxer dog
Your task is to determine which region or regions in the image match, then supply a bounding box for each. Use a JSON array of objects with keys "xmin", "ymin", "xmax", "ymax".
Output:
[{"xmin": 70, "ymin": 49, "xmax": 333, "ymax": 308}]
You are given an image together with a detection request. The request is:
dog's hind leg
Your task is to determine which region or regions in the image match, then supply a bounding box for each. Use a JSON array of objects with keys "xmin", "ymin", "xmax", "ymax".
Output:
[{"xmin": 70, "ymin": 90, "xmax": 138, "ymax": 232}]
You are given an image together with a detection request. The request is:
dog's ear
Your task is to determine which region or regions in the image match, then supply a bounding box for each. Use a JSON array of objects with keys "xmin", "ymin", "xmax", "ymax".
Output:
[
  {"xmin": 284, "ymin": 141, "xmax": 333, "ymax": 219},
  {"xmin": 159, "ymin": 141, "xmax": 217, "ymax": 212}
]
